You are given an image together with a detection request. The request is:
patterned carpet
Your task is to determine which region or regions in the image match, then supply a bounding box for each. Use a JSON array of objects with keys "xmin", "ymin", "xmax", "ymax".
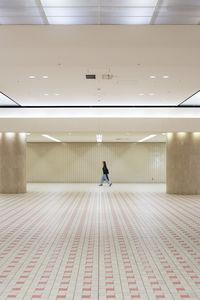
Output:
[{"xmin": 0, "ymin": 189, "xmax": 200, "ymax": 299}]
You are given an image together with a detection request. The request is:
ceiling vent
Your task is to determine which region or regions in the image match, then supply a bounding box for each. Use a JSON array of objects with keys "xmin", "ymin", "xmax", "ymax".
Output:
[
  {"xmin": 115, "ymin": 138, "xmax": 128, "ymax": 141},
  {"xmin": 86, "ymin": 74, "xmax": 96, "ymax": 79}
]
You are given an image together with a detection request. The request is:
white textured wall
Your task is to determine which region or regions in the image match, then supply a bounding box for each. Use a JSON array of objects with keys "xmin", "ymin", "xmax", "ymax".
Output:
[{"xmin": 26, "ymin": 142, "xmax": 166, "ymax": 183}]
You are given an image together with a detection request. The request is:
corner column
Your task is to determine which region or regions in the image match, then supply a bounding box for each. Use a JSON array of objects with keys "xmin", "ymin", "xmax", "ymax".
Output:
[
  {"xmin": 166, "ymin": 132, "xmax": 200, "ymax": 195},
  {"xmin": 0, "ymin": 132, "xmax": 26, "ymax": 193}
]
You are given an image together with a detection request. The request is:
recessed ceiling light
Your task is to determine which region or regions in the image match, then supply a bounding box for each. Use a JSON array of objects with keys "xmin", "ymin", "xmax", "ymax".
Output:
[
  {"xmin": 150, "ymin": 75, "xmax": 156, "ymax": 79},
  {"xmin": 139, "ymin": 93, "xmax": 144, "ymax": 96},
  {"xmin": 96, "ymin": 134, "xmax": 102, "ymax": 143},
  {"xmin": 42, "ymin": 75, "xmax": 48, "ymax": 79},
  {"xmin": 26, "ymin": 133, "xmax": 31, "ymax": 135},
  {"xmin": 55, "ymin": 93, "xmax": 60, "ymax": 96},
  {"xmin": 29, "ymin": 75, "xmax": 35, "ymax": 79},
  {"xmin": 163, "ymin": 75, "xmax": 169, "ymax": 79},
  {"xmin": 149, "ymin": 93, "xmax": 155, "ymax": 96},
  {"xmin": 44, "ymin": 93, "xmax": 48, "ymax": 96}
]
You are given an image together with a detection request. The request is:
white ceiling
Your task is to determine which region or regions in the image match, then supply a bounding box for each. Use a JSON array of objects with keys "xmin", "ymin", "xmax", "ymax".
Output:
[
  {"xmin": 27, "ymin": 132, "xmax": 166, "ymax": 142},
  {"xmin": 0, "ymin": 25, "xmax": 200, "ymax": 107},
  {"xmin": 0, "ymin": 0, "xmax": 200, "ymax": 25}
]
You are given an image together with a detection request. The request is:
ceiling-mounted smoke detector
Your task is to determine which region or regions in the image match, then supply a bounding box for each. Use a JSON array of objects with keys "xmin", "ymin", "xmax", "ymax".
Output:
[{"xmin": 102, "ymin": 74, "xmax": 113, "ymax": 80}]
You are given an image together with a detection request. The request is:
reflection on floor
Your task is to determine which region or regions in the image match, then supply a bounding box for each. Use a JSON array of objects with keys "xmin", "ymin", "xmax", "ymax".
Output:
[
  {"xmin": 0, "ymin": 184, "xmax": 200, "ymax": 299},
  {"xmin": 27, "ymin": 183, "xmax": 166, "ymax": 193}
]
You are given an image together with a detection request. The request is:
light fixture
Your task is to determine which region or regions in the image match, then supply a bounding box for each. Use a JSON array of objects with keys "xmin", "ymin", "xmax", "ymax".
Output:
[
  {"xmin": 150, "ymin": 75, "xmax": 156, "ymax": 79},
  {"xmin": 149, "ymin": 93, "xmax": 155, "ymax": 96},
  {"xmin": 42, "ymin": 75, "xmax": 48, "ymax": 79},
  {"xmin": 42, "ymin": 134, "xmax": 61, "ymax": 142},
  {"xmin": 96, "ymin": 134, "xmax": 102, "ymax": 143},
  {"xmin": 0, "ymin": 92, "xmax": 19, "ymax": 106},
  {"xmin": 179, "ymin": 90, "xmax": 200, "ymax": 106},
  {"xmin": 163, "ymin": 75, "xmax": 169, "ymax": 79},
  {"xmin": 26, "ymin": 133, "xmax": 31, "ymax": 135},
  {"xmin": 55, "ymin": 93, "xmax": 60, "ymax": 96},
  {"xmin": 139, "ymin": 93, "xmax": 144, "ymax": 96},
  {"xmin": 193, "ymin": 132, "xmax": 200, "ymax": 138},
  {"xmin": 162, "ymin": 133, "xmax": 166, "ymax": 135},
  {"xmin": 138, "ymin": 134, "xmax": 156, "ymax": 143},
  {"xmin": 44, "ymin": 93, "xmax": 48, "ymax": 96},
  {"xmin": 29, "ymin": 75, "xmax": 35, "ymax": 79}
]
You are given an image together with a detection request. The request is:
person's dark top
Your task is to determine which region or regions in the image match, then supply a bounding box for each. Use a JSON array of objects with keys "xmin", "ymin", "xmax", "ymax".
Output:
[{"xmin": 103, "ymin": 166, "xmax": 109, "ymax": 174}]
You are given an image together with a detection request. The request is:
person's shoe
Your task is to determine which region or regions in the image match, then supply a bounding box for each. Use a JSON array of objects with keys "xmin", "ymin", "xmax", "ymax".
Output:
[
  {"xmin": 109, "ymin": 183, "xmax": 112, "ymax": 187},
  {"xmin": 99, "ymin": 184, "xmax": 103, "ymax": 186}
]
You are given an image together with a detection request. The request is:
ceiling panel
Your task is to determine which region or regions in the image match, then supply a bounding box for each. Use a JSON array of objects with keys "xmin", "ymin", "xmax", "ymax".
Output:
[
  {"xmin": 101, "ymin": 16, "xmax": 151, "ymax": 24},
  {"xmin": 154, "ymin": 16, "xmax": 200, "ymax": 25},
  {"xmin": 47, "ymin": 16, "xmax": 97, "ymax": 24},
  {"xmin": 1, "ymin": 26, "xmax": 200, "ymax": 107},
  {"xmin": 0, "ymin": 0, "xmax": 199, "ymax": 24},
  {"xmin": 0, "ymin": 0, "xmax": 38, "ymax": 7},
  {"xmin": 0, "ymin": 7, "xmax": 43, "ymax": 17},
  {"xmin": 101, "ymin": 7, "xmax": 154, "ymax": 17},
  {"xmin": 0, "ymin": 17, "xmax": 45, "ymax": 25},
  {"xmin": 41, "ymin": 0, "xmax": 98, "ymax": 6},
  {"xmin": 101, "ymin": 0, "xmax": 158, "ymax": 6},
  {"xmin": 157, "ymin": 7, "xmax": 200, "ymax": 17},
  {"xmin": 161, "ymin": 0, "xmax": 200, "ymax": 6},
  {"xmin": 44, "ymin": 7, "xmax": 98, "ymax": 17}
]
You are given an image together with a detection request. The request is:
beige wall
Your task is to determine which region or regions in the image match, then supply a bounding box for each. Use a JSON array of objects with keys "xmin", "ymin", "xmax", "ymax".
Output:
[{"xmin": 26, "ymin": 142, "xmax": 166, "ymax": 183}]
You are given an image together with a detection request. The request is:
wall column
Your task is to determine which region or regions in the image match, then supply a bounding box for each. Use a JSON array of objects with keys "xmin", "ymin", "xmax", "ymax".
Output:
[
  {"xmin": 0, "ymin": 132, "xmax": 26, "ymax": 193},
  {"xmin": 166, "ymin": 132, "xmax": 200, "ymax": 194}
]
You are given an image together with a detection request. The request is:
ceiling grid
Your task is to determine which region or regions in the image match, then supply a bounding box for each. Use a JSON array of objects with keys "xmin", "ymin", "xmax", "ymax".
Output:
[{"xmin": 0, "ymin": 0, "xmax": 200, "ymax": 25}]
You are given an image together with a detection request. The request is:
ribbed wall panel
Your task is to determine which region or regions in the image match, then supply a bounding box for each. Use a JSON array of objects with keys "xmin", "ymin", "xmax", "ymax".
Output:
[{"xmin": 27, "ymin": 142, "xmax": 166, "ymax": 183}]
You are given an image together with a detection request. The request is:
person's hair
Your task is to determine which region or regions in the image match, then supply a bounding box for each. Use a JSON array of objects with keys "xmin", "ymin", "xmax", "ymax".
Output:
[{"xmin": 103, "ymin": 161, "xmax": 107, "ymax": 168}]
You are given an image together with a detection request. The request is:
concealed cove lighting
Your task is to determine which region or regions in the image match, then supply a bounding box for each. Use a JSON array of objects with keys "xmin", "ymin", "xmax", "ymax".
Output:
[
  {"xmin": 138, "ymin": 134, "xmax": 156, "ymax": 143},
  {"xmin": 0, "ymin": 92, "xmax": 19, "ymax": 106},
  {"xmin": 42, "ymin": 134, "xmax": 61, "ymax": 142},
  {"xmin": 96, "ymin": 134, "xmax": 102, "ymax": 143},
  {"xmin": 193, "ymin": 132, "xmax": 200, "ymax": 138},
  {"xmin": 179, "ymin": 90, "xmax": 200, "ymax": 106}
]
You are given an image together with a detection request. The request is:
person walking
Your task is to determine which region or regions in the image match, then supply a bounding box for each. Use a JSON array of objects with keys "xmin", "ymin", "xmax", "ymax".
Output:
[{"xmin": 99, "ymin": 161, "xmax": 112, "ymax": 186}]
